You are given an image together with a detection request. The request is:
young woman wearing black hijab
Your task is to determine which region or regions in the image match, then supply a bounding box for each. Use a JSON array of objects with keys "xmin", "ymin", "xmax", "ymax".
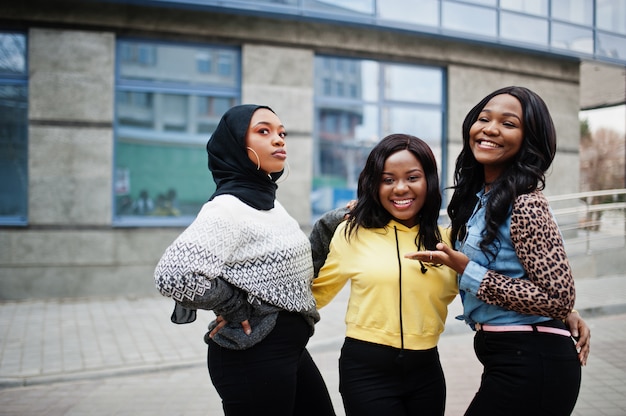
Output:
[{"xmin": 155, "ymin": 105, "xmax": 336, "ymax": 416}]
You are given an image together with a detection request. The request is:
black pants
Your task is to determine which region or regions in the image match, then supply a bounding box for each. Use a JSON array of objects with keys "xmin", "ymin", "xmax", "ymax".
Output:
[
  {"xmin": 207, "ymin": 311, "xmax": 336, "ymax": 416},
  {"xmin": 339, "ymin": 337, "xmax": 446, "ymax": 416},
  {"xmin": 465, "ymin": 323, "xmax": 581, "ymax": 416}
]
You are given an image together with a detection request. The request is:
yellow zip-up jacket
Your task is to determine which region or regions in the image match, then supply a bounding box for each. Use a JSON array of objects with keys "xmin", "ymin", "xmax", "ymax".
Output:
[{"xmin": 313, "ymin": 220, "xmax": 458, "ymax": 350}]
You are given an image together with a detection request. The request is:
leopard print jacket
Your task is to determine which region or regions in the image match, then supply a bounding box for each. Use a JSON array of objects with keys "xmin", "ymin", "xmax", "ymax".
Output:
[{"xmin": 475, "ymin": 190, "xmax": 575, "ymax": 320}]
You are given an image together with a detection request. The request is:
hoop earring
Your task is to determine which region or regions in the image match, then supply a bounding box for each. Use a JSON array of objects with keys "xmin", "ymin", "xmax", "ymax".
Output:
[
  {"xmin": 246, "ymin": 147, "xmax": 261, "ymax": 170},
  {"xmin": 275, "ymin": 161, "xmax": 290, "ymax": 184}
]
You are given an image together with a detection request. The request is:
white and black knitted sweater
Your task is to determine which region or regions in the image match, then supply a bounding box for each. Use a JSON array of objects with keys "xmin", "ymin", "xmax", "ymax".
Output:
[{"xmin": 154, "ymin": 194, "xmax": 319, "ymax": 349}]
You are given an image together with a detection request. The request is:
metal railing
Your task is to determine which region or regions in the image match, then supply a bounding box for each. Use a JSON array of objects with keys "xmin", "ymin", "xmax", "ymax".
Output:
[
  {"xmin": 439, "ymin": 189, "xmax": 626, "ymax": 257},
  {"xmin": 548, "ymin": 189, "xmax": 626, "ymax": 256}
]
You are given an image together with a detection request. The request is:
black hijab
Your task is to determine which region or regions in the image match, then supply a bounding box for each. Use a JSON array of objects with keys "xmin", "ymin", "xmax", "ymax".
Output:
[{"xmin": 206, "ymin": 104, "xmax": 285, "ymax": 210}]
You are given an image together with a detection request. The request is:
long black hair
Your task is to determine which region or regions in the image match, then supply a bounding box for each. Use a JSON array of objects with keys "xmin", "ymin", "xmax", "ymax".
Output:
[
  {"xmin": 346, "ymin": 133, "xmax": 443, "ymax": 251},
  {"xmin": 447, "ymin": 86, "xmax": 557, "ymax": 254}
]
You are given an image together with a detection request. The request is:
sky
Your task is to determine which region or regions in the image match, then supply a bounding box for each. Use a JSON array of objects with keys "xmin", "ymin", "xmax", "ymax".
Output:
[{"xmin": 580, "ymin": 104, "xmax": 626, "ymax": 136}]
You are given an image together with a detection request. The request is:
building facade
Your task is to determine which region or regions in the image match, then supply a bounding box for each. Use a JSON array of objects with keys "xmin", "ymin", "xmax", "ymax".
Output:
[{"xmin": 1, "ymin": 0, "xmax": 625, "ymax": 299}]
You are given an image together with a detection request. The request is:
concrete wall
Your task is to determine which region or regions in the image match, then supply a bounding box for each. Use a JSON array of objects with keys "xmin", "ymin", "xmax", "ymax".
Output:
[
  {"xmin": 0, "ymin": 1, "xmax": 585, "ymax": 299},
  {"xmin": 29, "ymin": 28, "xmax": 114, "ymax": 226},
  {"xmin": 242, "ymin": 44, "xmax": 315, "ymax": 224},
  {"xmin": 1, "ymin": 26, "xmax": 184, "ymax": 299},
  {"xmin": 580, "ymin": 61, "xmax": 626, "ymax": 109}
]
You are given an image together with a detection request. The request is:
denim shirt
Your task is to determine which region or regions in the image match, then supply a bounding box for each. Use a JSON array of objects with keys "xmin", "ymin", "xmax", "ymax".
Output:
[{"xmin": 456, "ymin": 189, "xmax": 551, "ymax": 329}]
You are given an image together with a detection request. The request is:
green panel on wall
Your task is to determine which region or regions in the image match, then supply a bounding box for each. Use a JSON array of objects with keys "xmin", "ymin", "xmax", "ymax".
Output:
[{"xmin": 116, "ymin": 141, "xmax": 215, "ymax": 215}]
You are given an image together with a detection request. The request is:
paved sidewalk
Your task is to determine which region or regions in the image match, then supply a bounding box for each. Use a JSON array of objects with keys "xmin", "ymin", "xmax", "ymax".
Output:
[
  {"xmin": 4, "ymin": 274, "xmax": 625, "ymax": 388},
  {"xmin": 0, "ymin": 275, "xmax": 625, "ymax": 415}
]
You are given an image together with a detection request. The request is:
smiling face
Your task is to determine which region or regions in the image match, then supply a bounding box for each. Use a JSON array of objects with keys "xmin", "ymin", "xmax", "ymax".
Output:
[
  {"xmin": 245, "ymin": 108, "xmax": 287, "ymax": 175},
  {"xmin": 469, "ymin": 93, "xmax": 524, "ymax": 183},
  {"xmin": 378, "ymin": 149, "xmax": 427, "ymax": 228}
]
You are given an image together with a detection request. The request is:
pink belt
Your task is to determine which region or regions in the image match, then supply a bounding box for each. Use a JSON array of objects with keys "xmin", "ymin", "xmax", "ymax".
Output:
[{"xmin": 475, "ymin": 323, "xmax": 571, "ymax": 337}]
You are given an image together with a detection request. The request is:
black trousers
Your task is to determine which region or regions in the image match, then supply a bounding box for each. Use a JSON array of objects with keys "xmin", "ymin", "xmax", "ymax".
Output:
[
  {"xmin": 207, "ymin": 311, "xmax": 336, "ymax": 416},
  {"xmin": 465, "ymin": 324, "xmax": 581, "ymax": 416},
  {"xmin": 339, "ymin": 337, "xmax": 446, "ymax": 416}
]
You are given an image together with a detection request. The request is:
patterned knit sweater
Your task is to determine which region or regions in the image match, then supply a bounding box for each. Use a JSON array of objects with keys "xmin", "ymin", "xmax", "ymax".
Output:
[{"xmin": 154, "ymin": 194, "xmax": 319, "ymax": 349}]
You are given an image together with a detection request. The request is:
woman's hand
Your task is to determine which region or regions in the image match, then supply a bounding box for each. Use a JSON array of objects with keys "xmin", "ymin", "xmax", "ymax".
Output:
[
  {"xmin": 404, "ymin": 242, "xmax": 469, "ymax": 275},
  {"xmin": 344, "ymin": 200, "xmax": 356, "ymax": 219},
  {"xmin": 209, "ymin": 315, "xmax": 252, "ymax": 338},
  {"xmin": 565, "ymin": 310, "xmax": 590, "ymax": 366}
]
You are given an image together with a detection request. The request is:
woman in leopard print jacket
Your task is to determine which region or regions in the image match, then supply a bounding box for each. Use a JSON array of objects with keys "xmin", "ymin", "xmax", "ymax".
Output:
[{"xmin": 407, "ymin": 86, "xmax": 589, "ymax": 416}]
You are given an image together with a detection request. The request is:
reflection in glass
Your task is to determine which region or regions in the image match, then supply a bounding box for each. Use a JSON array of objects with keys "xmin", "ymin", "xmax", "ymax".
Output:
[
  {"xmin": 385, "ymin": 65, "xmax": 442, "ymax": 104},
  {"xmin": 115, "ymin": 91, "xmax": 233, "ymax": 219},
  {"xmin": 196, "ymin": 53, "xmax": 212, "ymax": 73},
  {"xmin": 117, "ymin": 91, "xmax": 153, "ymax": 129},
  {"xmin": 117, "ymin": 92, "xmax": 237, "ymax": 140},
  {"xmin": 218, "ymin": 52, "xmax": 234, "ymax": 76},
  {"xmin": 359, "ymin": 61, "xmax": 379, "ymax": 101},
  {"xmin": 0, "ymin": 32, "xmax": 27, "ymax": 223},
  {"xmin": 551, "ymin": 0, "xmax": 592, "ymax": 25},
  {"xmin": 597, "ymin": 0, "xmax": 626, "ymax": 35},
  {"xmin": 304, "ymin": 0, "xmax": 374, "ymax": 15},
  {"xmin": 0, "ymin": 33, "xmax": 26, "ymax": 75},
  {"xmin": 500, "ymin": 0, "xmax": 547, "ymax": 16},
  {"xmin": 378, "ymin": 0, "xmax": 439, "ymax": 27},
  {"xmin": 119, "ymin": 43, "xmax": 156, "ymax": 70},
  {"xmin": 316, "ymin": 57, "xmax": 379, "ymax": 101},
  {"xmin": 552, "ymin": 23, "xmax": 593, "ymax": 54},
  {"xmin": 442, "ymin": 2, "xmax": 497, "ymax": 37},
  {"xmin": 162, "ymin": 94, "xmax": 188, "ymax": 132},
  {"xmin": 119, "ymin": 41, "xmax": 238, "ymax": 87},
  {"xmin": 0, "ymin": 83, "xmax": 28, "ymax": 220},
  {"xmin": 114, "ymin": 141, "xmax": 209, "ymax": 219},
  {"xmin": 597, "ymin": 32, "xmax": 626, "ymax": 60},
  {"xmin": 382, "ymin": 107, "xmax": 442, "ymax": 145},
  {"xmin": 313, "ymin": 56, "xmax": 444, "ymax": 221},
  {"xmin": 115, "ymin": 40, "xmax": 240, "ymax": 223},
  {"xmin": 314, "ymin": 102, "xmax": 378, "ymax": 218},
  {"xmin": 317, "ymin": 103, "xmax": 378, "ymax": 186},
  {"xmin": 197, "ymin": 96, "xmax": 235, "ymax": 134},
  {"xmin": 458, "ymin": 0, "xmax": 496, "ymax": 5},
  {"xmin": 243, "ymin": 0, "xmax": 298, "ymax": 4},
  {"xmin": 500, "ymin": 12, "xmax": 548, "ymax": 45}
]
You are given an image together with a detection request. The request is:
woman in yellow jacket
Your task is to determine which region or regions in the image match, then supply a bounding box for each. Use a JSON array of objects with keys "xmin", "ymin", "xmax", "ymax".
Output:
[{"xmin": 311, "ymin": 134, "xmax": 458, "ymax": 416}]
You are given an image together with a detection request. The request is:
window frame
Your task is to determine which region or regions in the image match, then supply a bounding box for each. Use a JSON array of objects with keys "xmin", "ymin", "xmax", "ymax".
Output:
[
  {"xmin": 0, "ymin": 31, "xmax": 28, "ymax": 227},
  {"xmin": 312, "ymin": 55, "xmax": 447, "ymax": 223},
  {"xmin": 112, "ymin": 38, "xmax": 241, "ymax": 227},
  {"xmin": 150, "ymin": 0, "xmax": 626, "ymax": 66}
]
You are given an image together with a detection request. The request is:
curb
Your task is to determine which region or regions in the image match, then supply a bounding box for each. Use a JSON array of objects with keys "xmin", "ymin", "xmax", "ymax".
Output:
[
  {"xmin": 577, "ymin": 303, "xmax": 626, "ymax": 318},
  {"xmin": 0, "ymin": 359, "xmax": 202, "ymax": 390}
]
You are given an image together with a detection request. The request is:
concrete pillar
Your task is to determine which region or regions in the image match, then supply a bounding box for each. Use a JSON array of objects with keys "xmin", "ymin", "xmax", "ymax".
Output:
[
  {"xmin": 242, "ymin": 44, "xmax": 315, "ymax": 225},
  {"xmin": 28, "ymin": 28, "xmax": 115, "ymax": 226}
]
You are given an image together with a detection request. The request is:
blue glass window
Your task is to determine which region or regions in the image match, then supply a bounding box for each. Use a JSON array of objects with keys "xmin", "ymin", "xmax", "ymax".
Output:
[
  {"xmin": 501, "ymin": 0, "xmax": 548, "ymax": 16},
  {"xmin": 596, "ymin": 32, "xmax": 626, "ymax": 60},
  {"xmin": 597, "ymin": 0, "xmax": 626, "ymax": 35},
  {"xmin": 552, "ymin": 23, "xmax": 593, "ymax": 54},
  {"xmin": 313, "ymin": 56, "xmax": 444, "ymax": 222},
  {"xmin": 114, "ymin": 40, "xmax": 240, "ymax": 226},
  {"xmin": 460, "ymin": 0, "xmax": 496, "ymax": 5},
  {"xmin": 551, "ymin": 0, "xmax": 592, "ymax": 26},
  {"xmin": 304, "ymin": 0, "xmax": 374, "ymax": 15},
  {"xmin": 442, "ymin": 2, "xmax": 497, "ymax": 37},
  {"xmin": 500, "ymin": 12, "xmax": 549, "ymax": 46},
  {"xmin": 146, "ymin": 0, "xmax": 626, "ymax": 65},
  {"xmin": 196, "ymin": 53, "xmax": 212, "ymax": 73},
  {"xmin": 0, "ymin": 32, "xmax": 28, "ymax": 226}
]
